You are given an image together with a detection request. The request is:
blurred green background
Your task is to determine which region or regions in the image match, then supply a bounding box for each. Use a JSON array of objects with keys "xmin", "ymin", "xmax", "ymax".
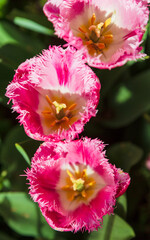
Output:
[{"xmin": 0, "ymin": 1, "xmax": 150, "ymax": 240}]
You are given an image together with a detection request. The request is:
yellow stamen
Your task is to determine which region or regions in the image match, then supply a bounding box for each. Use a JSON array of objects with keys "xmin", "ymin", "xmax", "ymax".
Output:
[
  {"xmin": 104, "ymin": 34, "xmax": 113, "ymax": 44},
  {"xmin": 68, "ymin": 103, "xmax": 77, "ymax": 111},
  {"xmin": 78, "ymin": 13, "xmax": 114, "ymax": 56},
  {"xmin": 61, "ymin": 185, "xmax": 71, "ymax": 190},
  {"xmin": 79, "ymin": 26, "xmax": 87, "ymax": 33},
  {"xmin": 61, "ymin": 166, "xmax": 97, "ymax": 203},
  {"xmin": 67, "ymin": 169, "xmax": 75, "ymax": 182},
  {"xmin": 104, "ymin": 34, "xmax": 113, "ymax": 39},
  {"xmin": 91, "ymin": 13, "xmax": 96, "ymax": 25},
  {"xmin": 62, "ymin": 116, "xmax": 69, "ymax": 122},
  {"xmin": 81, "ymin": 190, "xmax": 87, "ymax": 198},
  {"xmin": 104, "ymin": 17, "xmax": 112, "ymax": 29},
  {"xmin": 46, "ymin": 95, "xmax": 53, "ymax": 105},
  {"xmin": 86, "ymin": 180, "xmax": 96, "ymax": 188},
  {"xmin": 97, "ymin": 43, "xmax": 105, "ymax": 49},
  {"xmin": 50, "ymin": 116, "xmax": 70, "ymax": 127},
  {"xmin": 68, "ymin": 192, "xmax": 77, "ymax": 202},
  {"xmin": 53, "ymin": 101, "xmax": 67, "ymax": 114},
  {"xmin": 81, "ymin": 169, "xmax": 87, "ymax": 179},
  {"xmin": 50, "ymin": 120, "xmax": 58, "ymax": 127},
  {"xmin": 86, "ymin": 40, "xmax": 93, "ymax": 45},
  {"xmin": 41, "ymin": 110, "xmax": 51, "ymax": 115}
]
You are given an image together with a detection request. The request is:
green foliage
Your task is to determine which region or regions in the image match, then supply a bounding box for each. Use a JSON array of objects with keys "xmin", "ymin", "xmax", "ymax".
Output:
[
  {"xmin": 89, "ymin": 214, "xmax": 135, "ymax": 240},
  {"xmin": 14, "ymin": 17, "xmax": 54, "ymax": 35},
  {"xmin": 100, "ymin": 70, "xmax": 150, "ymax": 128},
  {"xmin": 107, "ymin": 142, "xmax": 143, "ymax": 172},
  {"xmin": 0, "ymin": 0, "xmax": 150, "ymax": 240},
  {"xmin": 15, "ymin": 143, "xmax": 31, "ymax": 166},
  {"xmin": 0, "ymin": 20, "xmax": 46, "ymax": 69},
  {"xmin": 0, "ymin": 0, "xmax": 10, "ymax": 18},
  {"xmin": 0, "ymin": 192, "xmax": 55, "ymax": 239},
  {"xmin": 0, "ymin": 20, "xmax": 44, "ymax": 50},
  {"xmin": 0, "ymin": 126, "xmax": 31, "ymax": 191},
  {"xmin": 115, "ymin": 195, "xmax": 127, "ymax": 219},
  {"xmin": 1, "ymin": 126, "xmax": 30, "ymax": 172}
]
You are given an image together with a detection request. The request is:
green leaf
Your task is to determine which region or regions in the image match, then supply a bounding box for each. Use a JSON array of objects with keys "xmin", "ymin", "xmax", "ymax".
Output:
[
  {"xmin": 0, "ymin": 126, "xmax": 31, "ymax": 191},
  {"xmin": 0, "ymin": 192, "xmax": 55, "ymax": 238},
  {"xmin": 107, "ymin": 142, "xmax": 143, "ymax": 172},
  {"xmin": 14, "ymin": 17, "xmax": 54, "ymax": 35},
  {"xmin": 1, "ymin": 126, "xmax": 29, "ymax": 171},
  {"xmin": 15, "ymin": 143, "xmax": 30, "ymax": 166},
  {"xmin": 117, "ymin": 195, "xmax": 127, "ymax": 214},
  {"xmin": 115, "ymin": 195, "xmax": 127, "ymax": 219},
  {"xmin": 89, "ymin": 214, "xmax": 135, "ymax": 240},
  {"xmin": 0, "ymin": 0, "xmax": 10, "ymax": 18},
  {"xmin": 17, "ymin": 139, "xmax": 42, "ymax": 162},
  {"xmin": 0, "ymin": 20, "xmax": 46, "ymax": 69},
  {"xmin": 8, "ymin": 8, "xmax": 53, "ymax": 29},
  {"xmin": 101, "ymin": 70, "xmax": 150, "ymax": 128},
  {"xmin": 0, "ymin": 20, "xmax": 44, "ymax": 52}
]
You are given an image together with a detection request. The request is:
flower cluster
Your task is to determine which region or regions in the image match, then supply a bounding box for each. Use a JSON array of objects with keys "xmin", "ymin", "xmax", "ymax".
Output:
[{"xmin": 6, "ymin": 0, "xmax": 149, "ymax": 233}]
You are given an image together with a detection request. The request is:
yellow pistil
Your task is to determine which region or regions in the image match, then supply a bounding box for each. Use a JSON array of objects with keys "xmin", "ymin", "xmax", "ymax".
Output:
[
  {"xmin": 73, "ymin": 178, "xmax": 85, "ymax": 191},
  {"xmin": 78, "ymin": 13, "xmax": 114, "ymax": 56},
  {"xmin": 52, "ymin": 101, "xmax": 67, "ymax": 114},
  {"xmin": 62, "ymin": 168, "xmax": 96, "ymax": 202}
]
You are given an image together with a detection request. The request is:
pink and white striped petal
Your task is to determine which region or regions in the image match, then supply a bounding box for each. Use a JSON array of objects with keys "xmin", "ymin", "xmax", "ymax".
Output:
[
  {"xmin": 44, "ymin": 0, "xmax": 149, "ymax": 69},
  {"xmin": 26, "ymin": 138, "xmax": 130, "ymax": 232},
  {"xmin": 6, "ymin": 46, "xmax": 100, "ymax": 141}
]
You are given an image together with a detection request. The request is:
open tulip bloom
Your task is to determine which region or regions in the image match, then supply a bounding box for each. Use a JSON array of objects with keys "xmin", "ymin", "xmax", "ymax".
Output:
[
  {"xmin": 26, "ymin": 138, "xmax": 130, "ymax": 232},
  {"xmin": 6, "ymin": 46, "xmax": 100, "ymax": 141},
  {"xmin": 44, "ymin": 0, "xmax": 149, "ymax": 69}
]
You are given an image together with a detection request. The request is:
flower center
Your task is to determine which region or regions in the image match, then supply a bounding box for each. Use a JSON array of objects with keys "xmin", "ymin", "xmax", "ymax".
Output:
[
  {"xmin": 42, "ymin": 95, "xmax": 77, "ymax": 128},
  {"xmin": 79, "ymin": 13, "xmax": 114, "ymax": 56},
  {"xmin": 57, "ymin": 163, "xmax": 106, "ymax": 211},
  {"xmin": 61, "ymin": 168, "xmax": 96, "ymax": 202}
]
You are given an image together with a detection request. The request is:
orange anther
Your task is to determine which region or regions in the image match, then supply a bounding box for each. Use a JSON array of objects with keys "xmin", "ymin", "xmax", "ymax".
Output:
[
  {"xmin": 91, "ymin": 13, "xmax": 96, "ymax": 25},
  {"xmin": 86, "ymin": 180, "xmax": 96, "ymax": 188},
  {"xmin": 68, "ymin": 103, "xmax": 77, "ymax": 111},
  {"xmin": 50, "ymin": 120, "xmax": 57, "ymax": 127},
  {"xmin": 62, "ymin": 116, "xmax": 69, "ymax": 122},
  {"xmin": 104, "ymin": 34, "xmax": 113, "ymax": 39},
  {"xmin": 79, "ymin": 26, "xmax": 87, "ymax": 33},
  {"xmin": 81, "ymin": 190, "xmax": 87, "ymax": 198},
  {"xmin": 86, "ymin": 40, "xmax": 93, "ymax": 46},
  {"xmin": 97, "ymin": 43, "xmax": 105, "ymax": 49},
  {"xmin": 46, "ymin": 95, "xmax": 53, "ymax": 105},
  {"xmin": 41, "ymin": 110, "xmax": 51, "ymax": 115}
]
